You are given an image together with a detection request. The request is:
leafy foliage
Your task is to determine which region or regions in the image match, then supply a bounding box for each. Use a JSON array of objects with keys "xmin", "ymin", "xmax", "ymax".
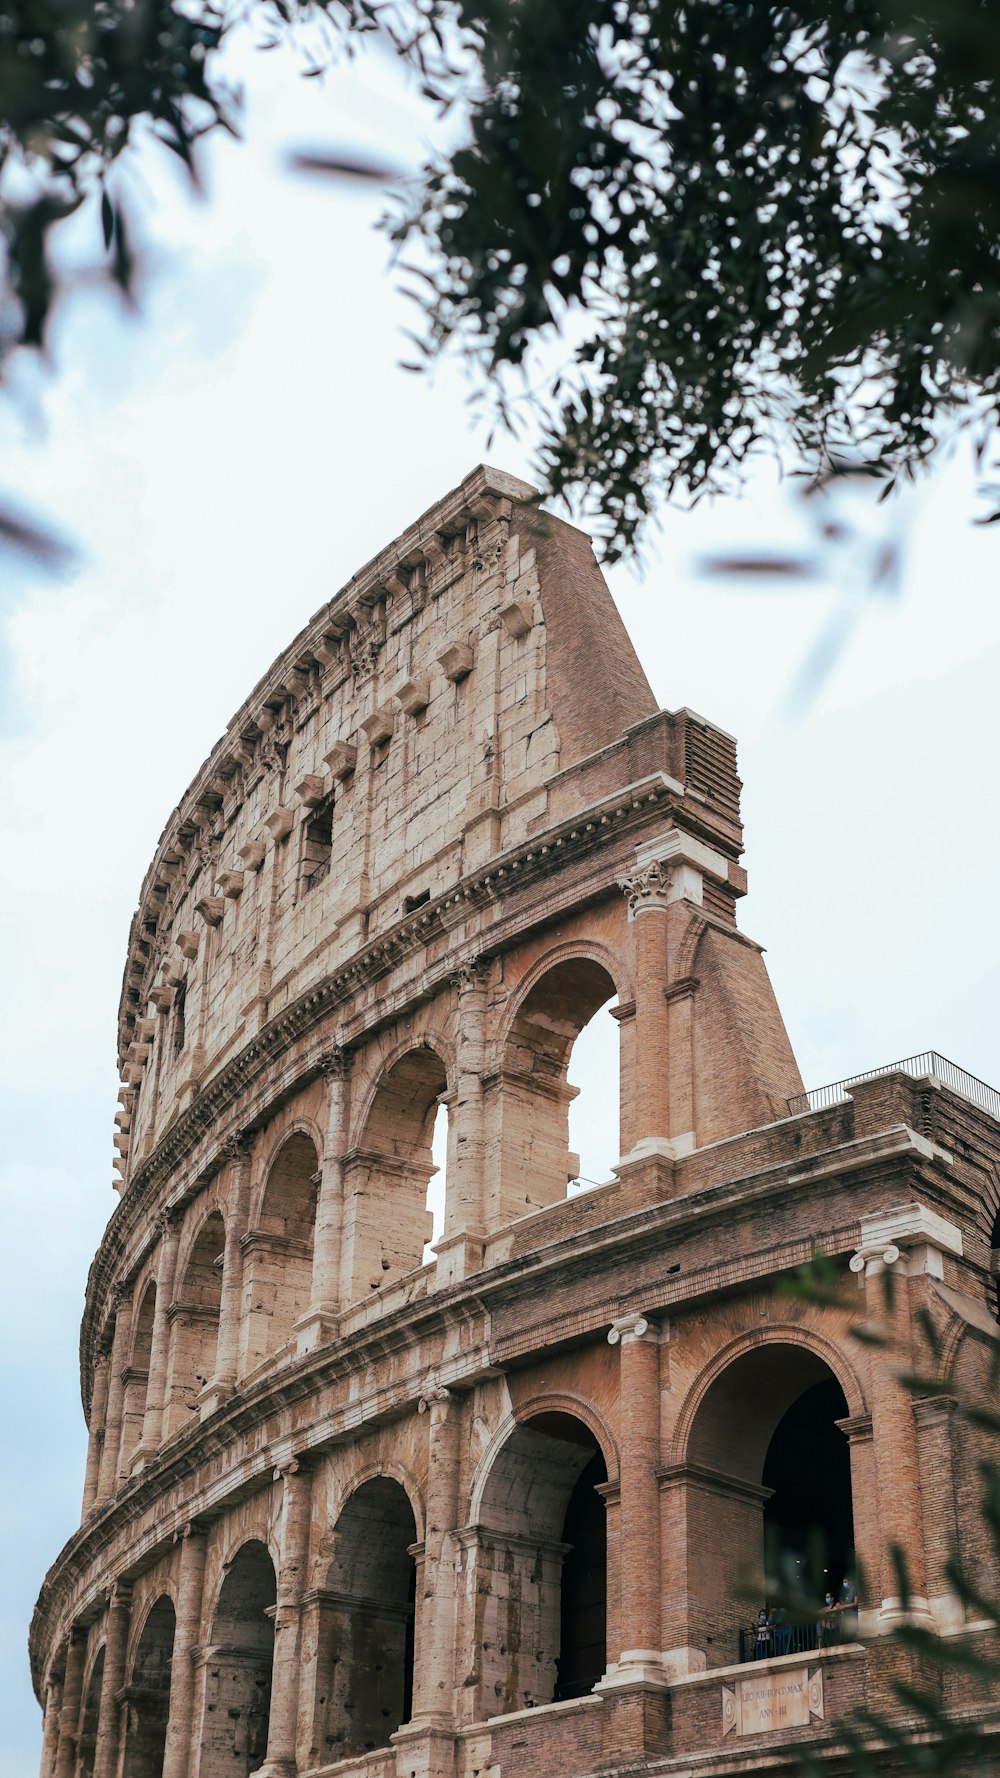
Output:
[{"xmin": 1, "ymin": 0, "xmax": 998, "ymax": 561}]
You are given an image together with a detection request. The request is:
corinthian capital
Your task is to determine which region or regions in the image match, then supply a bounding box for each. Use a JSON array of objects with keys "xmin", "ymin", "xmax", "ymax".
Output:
[{"xmin": 618, "ymin": 859, "xmax": 671, "ymax": 917}]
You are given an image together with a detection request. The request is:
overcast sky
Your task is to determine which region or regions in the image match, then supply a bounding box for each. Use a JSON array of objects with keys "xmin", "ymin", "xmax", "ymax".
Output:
[{"xmin": 3, "ymin": 26, "xmax": 1000, "ymax": 1775}]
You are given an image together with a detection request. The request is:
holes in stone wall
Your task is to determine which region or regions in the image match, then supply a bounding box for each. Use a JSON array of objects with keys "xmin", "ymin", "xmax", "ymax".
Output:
[
  {"xmin": 301, "ymin": 799, "xmax": 334, "ymax": 894},
  {"xmin": 202, "ymin": 1542, "xmax": 276, "ymax": 1778},
  {"xmin": 320, "ymin": 1479, "xmax": 417, "ymax": 1758},
  {"xmin": 123, "ymin": 1596, "xmax": 176, "ymax": 1778},
  {"xmin": 472, "ymin": 1412, "xmax": 608, "ymax": 1715}
]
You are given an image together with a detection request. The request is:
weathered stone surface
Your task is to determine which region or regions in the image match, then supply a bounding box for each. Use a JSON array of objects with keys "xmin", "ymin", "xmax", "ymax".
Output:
[{"xmin": 31, "ymin": 469, "xmax": 1000, "ymax": 1778}]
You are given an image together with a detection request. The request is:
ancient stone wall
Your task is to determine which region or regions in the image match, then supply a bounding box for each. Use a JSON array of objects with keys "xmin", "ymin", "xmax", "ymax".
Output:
[{"xmin": 33, "ymin": 471, "xmax": 1000, "ymax": 1778}]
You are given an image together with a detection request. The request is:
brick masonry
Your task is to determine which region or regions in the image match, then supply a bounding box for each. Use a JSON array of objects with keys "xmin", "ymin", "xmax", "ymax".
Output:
[{"xmin": 32, "ymin": 468, "xmax": 1000, "ymax": 1778}]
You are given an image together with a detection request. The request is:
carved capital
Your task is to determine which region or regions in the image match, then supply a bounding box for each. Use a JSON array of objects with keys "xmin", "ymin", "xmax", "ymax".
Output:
[
  {"xmin": 608, "ymin": 1312, "xmax": 665, "ymax": 1346},
  {"xmin": 418, "ymin": 1385, "xmax": 455, "ymax": 1413},
  {"xmin": 618, "ymin": 859, "xmax": 671, "ymax": 916},
  {"xmin": 319, "ymin": 1046, "xmax": 351, "ymax": 1079},
  {"xmin": 451, "ymin": 956, "xmax": 488, "ymax": 994},
  {"xmin": 156, "ymin": 1203, "xmax": 183, "ymax": 1241},
  {"xmin": 221, "ymin": 1129, "xmax": 253, "ymax": 1162}
]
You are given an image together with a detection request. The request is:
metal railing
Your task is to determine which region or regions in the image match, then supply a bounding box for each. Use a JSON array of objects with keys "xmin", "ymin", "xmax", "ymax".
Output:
[
  {"xmin": 787, "ymin": 1051, "xmax": 1000, "ymax": 1122},
  {"xmin": 739, "ymin": 1614, "xmax": 854, "ymax": 1664}
]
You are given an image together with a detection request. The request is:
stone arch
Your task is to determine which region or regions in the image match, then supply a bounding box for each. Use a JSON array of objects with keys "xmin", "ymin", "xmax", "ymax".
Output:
[
  {"xmin": 494, "ymin": 947, "xmax": 625, "ymax": 1220},
  {"xmin": 465, "ymin": 1405, "xmax": 609, "ymax": 1717},
  {"xmin": 242, "ymin": 1130, "xmax": 320, "ymax": 1371},
  {"xmin": 77, "ymin": 1641, "xmax": 106, "ymax": 1778},
  {"xmin": 163, "ymin": 1206, "xmax": 225, "ymax": 1435},
  {"xmin": 313, "ymin": 1476, "xmax": 418, "ymax": 1761},
  {"xmin": 122, "ymin": 1594, "xmax": 175, "ymax": 1778},
  {"xmin": 340, "ymin": 1043, "xmax": 448, "ymax": 1303},
  {"xmin": 672, "ymin": 1332, "xmax": 862, "ymax": 1667},
  {"xmin": 469, "ymin": 1394, "xmax": 619, "ymax": 1522},
  {"xmin": 120, "ymin": 1280, "xmax": 157, "ymax": 1471},
  {"xmin": 331, "ymin": 1455, "xmax": 426, "ymax": 1546},
  {"xmin": 200, "ymin": 1540, "xmax": 277, "ymax": 1778}
]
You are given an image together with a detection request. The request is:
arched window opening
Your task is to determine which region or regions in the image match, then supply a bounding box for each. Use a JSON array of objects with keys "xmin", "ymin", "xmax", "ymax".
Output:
[
  {"xmin": 566, "ymin": 997, "xmax": 620, "ymax": 1195},
  {"xmin": 343, "ymin": 1049, "xmax": 447, "ymax": 1303},
  {"xmin": 77, "ymin": 1646, "xmax": 105, "ymax": 1778},
  {"xmin": 686, "ymin": 1345, "xmax": 856, "ymax": 1667},
  {"xmin": 471, "ymin": 1412, "xmax": 608, "ymax": 1718},
  {"xmin": 120, "ymin": 1283, "xmax": 156, "ymax": 1471},
  {"xmin": 500, "ymin": 960, "xmax": 620, "ymax": 1223},
  {"xmin": 123, "ymin": 1596, "xmax": 175, "ymax": 1778},
  {"xmin": 990, "ymin": 1205, "xmax": 1000, "ymax": 1324},
  {"xmin": 762, "ymin": 1378, "xmax": 854, "ymax": 1614},
  {"xmin": 243, "ymin": 1133, "xmax": 319, "ymax": 1372},
  {"xmin": 200, "ymin": 1542, "xmax": 276, "ymax": 1778},
  {"xmin": 164, "ymin": 1212, "xmax": 225, "ymax": 1436},
  {"xmin": 423, "ymin": 1099, "xmax": 449, "ymax": 1262},
  {"xmin": 316, "ymin": 1478, "xmax": 417, "ymax": 1760}
]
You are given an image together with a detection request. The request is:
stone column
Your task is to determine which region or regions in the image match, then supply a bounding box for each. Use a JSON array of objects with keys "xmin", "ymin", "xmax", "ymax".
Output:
[
  {"xmin": 81, "ymin": 1353, "xmax": 111, "ymax": 1518},
  {"xmin": 97, "ymin": 1289, "xmax": 132, "ymax": 1504},
  {"xmin": 603, "ymin": 1313, "xmax": 667, "ymax": 1684},
  {"xmin": 203, "ymin": 1133, "xmax": 252, "ymax": 1408},
  {"xmin": 296, "ymin": 1051, "xmax": 350, "ymax": 1354},
  {"xmin": 161, "ymin": 1519, "xmax": 210, "ymax": 1778},
  {"xmin": 412, "ymin": 1387, "xmax": 461, "ymax": 1720},
  {"xmin": 40, "ymin": 1676, "xmax": 63, "ymax": 1778},
  {"xmin": 93, "ymin": 1582, "xmax": 132, "ymax": 1778},
  {"xmin": 437, "ymin": 964, "xmax": 488, "ymax": 1286},
  {"xmin": 620, "ymin": 872, "xmax": 671, "ymax": 1152},
  {"xmin": 53, "ymin": 1625, "xmax": 88, "ymax": 1778},
  {"xmin": 254, "ymin": 1459, "xmax": 312, "ymax": 1777},
  {"xmin": 913, "ymin": 1394, "xmax": 964, "ymax": 1630},
  {"xmin": 133, "ymin": 1208, "xmax": 182, "ymax": 1467}
]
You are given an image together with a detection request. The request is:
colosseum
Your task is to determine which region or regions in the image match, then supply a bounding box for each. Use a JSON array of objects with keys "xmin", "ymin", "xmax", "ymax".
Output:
[{"xmin": 31, "ymin": 466, "xmax": 1000, "ymax": 1777}]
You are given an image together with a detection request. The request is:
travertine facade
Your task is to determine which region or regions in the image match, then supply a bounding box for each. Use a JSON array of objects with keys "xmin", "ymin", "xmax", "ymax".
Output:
[{"xmin": 32, "ymin": 468, "xmax": 1000, "ymax": 1778}]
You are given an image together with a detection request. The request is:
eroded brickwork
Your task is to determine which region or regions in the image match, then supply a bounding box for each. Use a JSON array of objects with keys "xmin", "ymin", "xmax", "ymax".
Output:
[{"xmin": 32, "ymin": 469, "xmax": 1000, "ymax": 1778}]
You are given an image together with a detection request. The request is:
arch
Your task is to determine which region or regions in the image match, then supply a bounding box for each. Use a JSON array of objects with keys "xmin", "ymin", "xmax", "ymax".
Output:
[
  {"xmin": 341, "ymin": 1045, "xmax": 449, "ymax": 1303},
  {"xmin": 242, "ymin": 1131, "xmax": 320, "ymax": 1371},
  {"xmin": 495, "ymin": 950, "xmax": 623, "ymax": 1219},
  {"xmin": 350, "ymin": 1031, "xmax": 455, "ymax": 1146},
  {"xmin": 315, "ymin": 1477, "xmax": 418, "ymax": 1760},
  {"xmin": 672, "ymin": 1325, "xmax": 866, "ymax": 1463},
  {"xmin": 468, "ymin": 1407, "xmax": 608, "ymax": 1714},
  {"xmin": 122, "ymin": 1595, "xmax": 175, "ymax": 1778},
  {"xmin": 333, "ymin": 1456, "xmax": 426, "ymax": 1546},
  {"xmin": 200, "ymin": 1540, "xmax": 277, "ymax": 1778},
  {"xmin": 675, "ymin": 1335, "xmax": 859, "ymax": 1667},
  {"xmin": 77, "ymin": 1642, "xmax": 105, "ymax": 1778},
  {"xmin": 469, "ymin": 1395, "xmax": 619, "ymax": 1523},
  {"xmin": 497, "ymin": 939, "xmax": 632, "ymax": 1049},
  {"xmin": 119, "ymin": 1281, "xmax": 157, "ymax": 1470},
  {"xmin": 163, "ymin": 1208, "xmax": 225, "ymax": 1435}
]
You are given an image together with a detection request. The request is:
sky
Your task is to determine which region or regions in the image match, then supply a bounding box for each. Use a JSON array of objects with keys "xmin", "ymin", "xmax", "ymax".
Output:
[{"xmin": 2, "ymin": 25, "xmax": 1000, "ymax": 1775}]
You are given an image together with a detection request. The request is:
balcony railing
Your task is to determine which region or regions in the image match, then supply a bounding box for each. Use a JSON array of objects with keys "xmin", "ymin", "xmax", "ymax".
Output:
[
  {"xmin": 739, "ymin": 1614, "xmax": 855, "ymax": 1664},
  {"xmin": 787, "ymin": 1051, "xmax": 1000, "ymax": 1122}
]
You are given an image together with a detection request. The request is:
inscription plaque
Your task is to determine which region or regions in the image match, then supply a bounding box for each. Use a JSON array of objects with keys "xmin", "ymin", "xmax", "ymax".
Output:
[{"xmin": 722, "ymin": 1664, "xmax": 824, "ymax": 1736}]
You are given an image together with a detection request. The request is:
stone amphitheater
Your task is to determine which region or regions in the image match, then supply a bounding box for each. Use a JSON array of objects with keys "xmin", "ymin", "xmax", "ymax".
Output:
[{"xmin": 31, "ymin": 467, "xmax": 1000, "ymax": 1778}]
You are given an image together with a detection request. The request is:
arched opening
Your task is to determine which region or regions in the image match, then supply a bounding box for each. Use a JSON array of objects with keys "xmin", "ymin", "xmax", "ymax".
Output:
[
  {"xmin": 498, "ymin": 959, "xmax": 620, "ymax": 1225},
  {"xmin": 123, "ymin": 1596, "xmax": 175, "ymax": 1778},
  {"xmin": 342, "ymin": 1049, "xmax": 446, "ymax": 1302},
  {"xmin": 242, "ymin": 1133, "xmax": 318, "ymax": 1371},
  {"xmin": 77, "ymin": 1646, "xmax": 105, "ymax": 1778},
  {"xmin": 467, "ymin": 1411, "xmax": 608, "ymax": 1719},
  {"xmin": 164, "ymin": 1212, "xmax": 224, "ymax": 1435},
  {"xmin": 315, "ymin": 1478, "xmax": 417, "ymax": 1760},
  {"xmin": 200, "ymin": 1541, "xmax": 276, "ymax": 1778},
  {"xmin": 120, "ymin": 1282, "xmax": 156, "ymax": 1470},
  {"xmin": 685, "ymin": 1343, "xmax": 856, "ymax": 1666}
]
